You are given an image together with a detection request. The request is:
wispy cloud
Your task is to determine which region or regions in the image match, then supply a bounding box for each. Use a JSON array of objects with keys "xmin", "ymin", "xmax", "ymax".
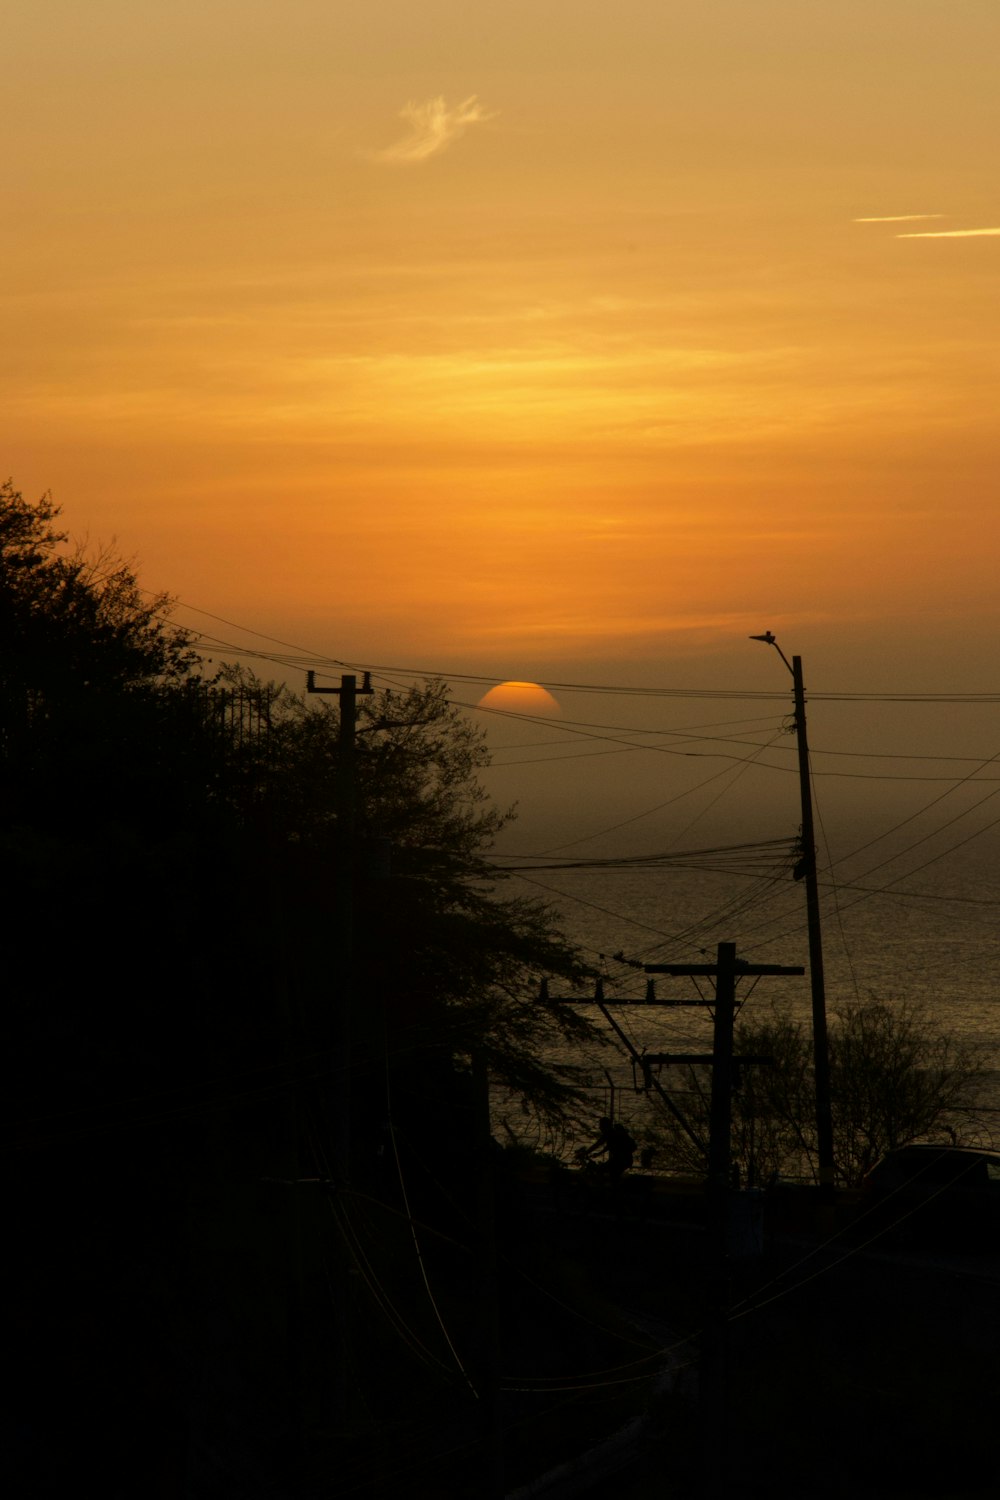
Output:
[
  {"xmin": 853, "ymin": 213, "xmax": 945, "ymax": 223},
  {"xmin": 897, "ymin": 226, "xmax": 1000, "ymax": 239},
  {"xmin": 373, "ymin": 95, "xmax": 496, "ymax": 165}
]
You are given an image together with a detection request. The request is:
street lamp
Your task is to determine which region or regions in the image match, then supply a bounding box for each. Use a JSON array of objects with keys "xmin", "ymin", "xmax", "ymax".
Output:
[{"xmin": 751, "ymin": 633, "xmax": 836, "ymax": 1197}]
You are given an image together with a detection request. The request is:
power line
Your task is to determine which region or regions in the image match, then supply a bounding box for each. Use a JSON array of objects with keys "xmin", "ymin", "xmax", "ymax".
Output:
[
  {"xmin": 739, "ymin": 810, "xmax": 1000, "ymax": 955},
  {"xmin": 507, "ymin": 870, "xmax": 677, "ymax": 942},
  {"xmin": 832, "ymin": 782, "xmax": 1000, "ymax": 892},
  {"xmin": 816, "ymin": 878, "xmax": 1000, "ymax": 908},
  {"xmin": 826, "ymin": 745, "xmax": 1000, "ymax": 873},
  {"xmin": 493, "ymin": 837, "xmax": 796, "ymax": 874},
  {"xmin": 156, "ymin": 590, "xmax": 1000, "ymax": 707},
  {"xmin": 529, "ymin": 745, "xmax": 790, "ymax": 857}
]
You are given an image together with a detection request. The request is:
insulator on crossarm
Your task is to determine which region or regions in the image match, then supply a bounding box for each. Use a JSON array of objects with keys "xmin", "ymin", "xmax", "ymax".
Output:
[
  {"xmin": 594, "ymin": 978, "xmax": 605, "ymax": 1002},
  {"xmin": 645, "ymin": 978, "xmax": 656, "ymax": 1002},
  {"xmin": 538, "ymin": 977, "xmax": 550, "ymax": 1002}
]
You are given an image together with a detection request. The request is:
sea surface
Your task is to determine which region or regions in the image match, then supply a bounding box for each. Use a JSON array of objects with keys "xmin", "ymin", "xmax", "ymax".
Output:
[{"xmin": 501, "ymin": 823, "xmax": 1000, "ymax": 1151}]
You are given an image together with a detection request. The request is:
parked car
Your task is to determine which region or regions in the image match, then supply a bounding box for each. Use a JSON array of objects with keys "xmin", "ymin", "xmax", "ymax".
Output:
[{"xmin": 860, "ymin": 1144, "xmax": 1000, "ymax": 1249}]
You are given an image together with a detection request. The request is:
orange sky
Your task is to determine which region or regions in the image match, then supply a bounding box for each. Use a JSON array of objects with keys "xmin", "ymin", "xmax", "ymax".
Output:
[{"xmin": 5, "ymin": 0, "xmax": 999, "ymax": 707}]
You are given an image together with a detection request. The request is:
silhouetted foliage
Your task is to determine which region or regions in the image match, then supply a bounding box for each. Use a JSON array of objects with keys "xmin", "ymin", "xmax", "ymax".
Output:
[
  {"xmin": 828, "ymin": 996, "xmax": 986, "ymax": 1182},
  {"xmin": 648, "ymin": 998, "xmax": 984, "ymax": 1186},
  {"xmin": 3, "ymin": 487, "xmax": 221, "ymax": 1099},
  {"xmin": 3, "ymin": 485, "xmax": 594, "ymax": 1124},
  {"xmin": 6, "ymin": 483, "xmax": 603, "ymax": 1492},
  {"xmin": 201, "ymin": 665, "xmax": 599, "ymax": 1130},
  {"xmin": 1, "ymin": 481, "xmax": 199, "ymax": 811}
]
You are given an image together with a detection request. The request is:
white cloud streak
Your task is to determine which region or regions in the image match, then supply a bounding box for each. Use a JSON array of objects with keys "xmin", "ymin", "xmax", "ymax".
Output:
[
  {"xmin": 373, "ymin": 95, "xmax": 496, "ymax": 165},
  {"xmin": 897, "ymin": 226, "xmax": 1000, "ymax": 239},
  {"xmin": 853, "ymin": 213, "xmax": 945, "ymax": 223}
]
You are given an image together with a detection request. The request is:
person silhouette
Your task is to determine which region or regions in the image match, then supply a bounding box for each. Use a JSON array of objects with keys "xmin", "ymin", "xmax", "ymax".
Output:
[{"xmin": 584, "ymin": 1117, "xmax": 636, "ymax": 1181}]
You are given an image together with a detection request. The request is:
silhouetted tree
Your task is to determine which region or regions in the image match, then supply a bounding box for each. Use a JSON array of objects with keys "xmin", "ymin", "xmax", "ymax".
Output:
[
  {"xmin": 3, "ymin": 487, "xmax": 230, "ymax": 1493},
  {"xmin": 5, "ymin": 482, "xmax": 603, "ymax": 1494},
  {"xmin": 3, "ymin": 486, "xmax": 594, "ymax": 1121},
  {"xmin": 1, "ymin": 481, "xmax": 199, "ymax": 812},
  {"xmin": 646, "ymin": 998, "xmax": 985, "ymax": 1186},
  {"xmin": 203, "ymin": 665, "xmax": 599, "ymax": 1134},
  {"xmin": 3, "ymin": 486, "xmax": 218, "ymax": 1092},
  {"xmin": 828, "ymin": 996, "xmax": 985, "ymax": 1183}
]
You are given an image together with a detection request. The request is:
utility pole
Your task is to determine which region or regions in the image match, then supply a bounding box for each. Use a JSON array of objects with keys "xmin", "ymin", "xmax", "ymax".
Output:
[
  {"xmin": 545, "ymin": 975, "xmax": 712, "ymax": 1158},
  {"xmin": 750, "ymin": 634, "xmax": 836, "ymax": 1200},
  {"xmin": 306, "ymin": 670, "xmax": 374, "ymax": 1185},
  {"xmin": 645, "ymin": 943, "xmax": 803, "ymax": 1500},
  {"xmin": 644, "ymin": 946, "xmax": 803, "ymax": 1251},
  {"xmin": 472, "ymin": 1049, "xmax": 504, "ymax": 1499},
  {"xmin": 550, "ymin": 948, "xmax": 802, "ymax": 1497},
  {"xmin": 304, "ymin": 671, "xmax": 374, "ymax": 1440}
]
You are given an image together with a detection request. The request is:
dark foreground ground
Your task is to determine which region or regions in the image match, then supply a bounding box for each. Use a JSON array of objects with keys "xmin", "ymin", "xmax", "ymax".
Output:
[
  {"xmin": 14, "ymin": 1163, "xmax": 999, "ymax": 1499},
  {"xmin": 500, "ymin": 1171, "xmax": 1000, "ymax": 1500}
]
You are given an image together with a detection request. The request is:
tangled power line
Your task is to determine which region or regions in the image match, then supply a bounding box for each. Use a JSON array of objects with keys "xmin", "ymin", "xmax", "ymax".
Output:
[{"xmin": 154, "ymin": 589, "xmax": 1000, "ymax": 965}]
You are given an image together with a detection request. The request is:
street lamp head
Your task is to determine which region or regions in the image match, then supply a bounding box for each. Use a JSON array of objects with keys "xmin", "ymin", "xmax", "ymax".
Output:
[{"xmin": 749, "ymin": 629, "xmax": 794, "ymax": 676}]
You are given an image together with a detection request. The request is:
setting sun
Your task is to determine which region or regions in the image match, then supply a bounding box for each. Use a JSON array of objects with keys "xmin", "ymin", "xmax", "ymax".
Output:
[{"xmin": 477, "ymin": 681, "xmax": 562, "ymax": 717}]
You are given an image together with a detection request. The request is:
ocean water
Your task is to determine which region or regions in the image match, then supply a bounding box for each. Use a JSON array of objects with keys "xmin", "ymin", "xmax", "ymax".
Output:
[{"xmin": 503, "ymin": 824, "xmax": 1000, "ymax": 1144}]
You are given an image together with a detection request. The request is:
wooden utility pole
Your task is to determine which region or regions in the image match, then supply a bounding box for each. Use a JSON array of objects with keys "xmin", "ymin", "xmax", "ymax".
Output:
[
  {"xmin": 644, "ymin": 946, "xmax": 803, "ymax": 1252},
  {"xmin": 303, "ymin": 671, "xmax": 375, "ymax": 1443},
  {"xmin": 750, "ymin": 634, "xmax": 836, "ymax": 1199},
  {"xmin": 790, "ymin": 655, "xmax": 835, "ymax": 1200},
  {"xmin": 551, "ymin": 946, "xmax": 804, "ymax": 1496},
  {"xmin": 472, "ymin": 1049, "xmax": 504, "ymax": 1499},
  {"xmin": 546, "ymin": 976, "xmax": 714, "ymax": 1156},
  {"xmin": 645, "ymin": 943, "xmax": 803, "ymax": 1498},
  {"xmin": 306, "ymin": 670, "xmax": 373, "ymax": 1185}
]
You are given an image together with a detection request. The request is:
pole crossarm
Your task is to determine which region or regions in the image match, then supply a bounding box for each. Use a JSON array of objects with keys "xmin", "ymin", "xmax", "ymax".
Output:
[
  {"xmin": 548, "ymin": 981, "xmax": 710, "ymax": 1157},
  {"xmin": 306, "ymin": 669, "xmax": 374, "ymax": 698},
  {"xmin": 644, "ymin": 962, "xmax": 804, "ymax": 978},
  {"xmin": 551, "ymin": 995, "xmax": 713, "ymax": 1006},
  {"xmin": 541, "ymin": 976, "xmax": 716, "ymax": 1006},
  {"xmin": 301, "ymin": 670, "xmax": 376, "ymax": 1190},
  {"xmin": 644, "ymin": 1053, "xmax": 716, "ymax": 1066},
  {"xmin": 643, "ymin": 1052, "xmax": 775, "ymax": 1067}
]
